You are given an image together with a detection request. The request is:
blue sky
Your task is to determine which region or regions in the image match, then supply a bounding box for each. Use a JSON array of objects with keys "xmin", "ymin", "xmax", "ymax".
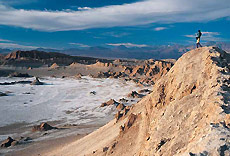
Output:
[{"xmin": 0, "ymin": 0, "xmax": 229, "ymax": 50}]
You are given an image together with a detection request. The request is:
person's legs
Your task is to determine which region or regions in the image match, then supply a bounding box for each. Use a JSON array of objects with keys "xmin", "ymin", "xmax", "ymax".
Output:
[
  {"xmin": 196, "ymin": 38, "xmax": 199, "ymax": 48},
  {"xmin": 197, "ymin": 43, "xmax": 202, "ymax": 48},
  {"xmin": 196, "ymin": 38, "xmax": 202, "ymax": 48}
]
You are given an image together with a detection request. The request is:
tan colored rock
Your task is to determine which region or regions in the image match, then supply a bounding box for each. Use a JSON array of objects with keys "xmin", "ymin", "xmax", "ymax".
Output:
[
  {"xmin": 1, "ymin": 137, "xmax": 17, "ymax": 148},
  {"xmin": 69, "ymin": 62, "xmax": 80, "ymax": 67},
  {"xmin": 31, "ymin": 77, "xmax": 44, "ymax": 85},
  {"xmin": 115, "ymin": 111, "xmax": 123, "ymax": 122},
  {"xmin": 130, "ymin": 65, "xmax": 144, "ymax": 77},
  {"xmin": 124, "ymin": 106, "xmax": 130, "ymax": 115},
  {"xmin": 92, "ymin": 61, "xmax": 114, "ymax": 67},
  {"xmin": 138, "ymin": 89, "xmax": 152, "ymax": 94},
  {"xmin": 119, "ymin": 98, "xmax": 128, "ymax": 103},
  {"xmin": 100, "ymin": 99, "xmax": 120, "ymax": 107},
  {"xmin": 116, "ymin": 103, "xmax": 125, "ymax": 110},
  {"xmin": 75, "ymin": 73, "xmax": 82, "ymax": 79},
  {"xmin": 32, "ymin": 122, "xmax": 57, "ymax": 132},
  {"xmin": 96, "ymin": 71, "xmax": 111, "ymax": 78},
  {"xmin": 45, "ymin": 47, "xmax": 230, "ymax": 156},
  {"xmin": 125, "ymin": 113, "xmax": 137, "ymax": 129},
  {"xmin": 113, "ymin": 59, "xmax": 121, "ymax": 63},
  {"xmin": 123, "ymin": 67, "xmax": 133, "ymax": 75},
  {"xmin": 127, "ymin": 91, "xmax": 143, "ymax": 98},
  {"xmin": 49, "ymin": 63, "xmax": 59, "ymax": 69}
]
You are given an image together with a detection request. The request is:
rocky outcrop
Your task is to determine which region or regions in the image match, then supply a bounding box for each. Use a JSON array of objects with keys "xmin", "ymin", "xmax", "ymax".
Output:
[
  {"xmin": 114, "ymin": 47, "xmax": 230, "ymax": 155},
  {"xmin": 46, "ymin": 47, "xmax": 230, "ymax": 156},
  {"xmin": 115, "ymin": 111, "xmax": 124, "ymax": 122},
  {"xmin": 75, "ymin": 73, "xmax": 82, "ymax": 79},
  {"xmin": 127, "ymin": 91, "xmax": 144, "ymax": 98},
  {"xmin": 0, "ymin": 80, "xmax": 32, "ymax": 85},
  {"xmin": 116, "ymin": 103, "xmax": 125, "ymax": 111},
  {"xmin": 49, "ymin": 63, "xmax": 60, "ymax": 69},
  {"xmin": 5, "ymin": 50, "xmax": 72, "ymax": 60},
  {"xmin": 8, "ymin": 72, "xmax": 31, "ymax": 78},
  {"xmin": 0, "ymin": 92, "xmax": 8, "ymax": 96},
  {"xmin": 32, "ymin": 122, "xmax": 58, "ymax": 132},
  {"xmin": 1, "ymin": 137, "xmax": 18, "ymax": 148},
  {"xmin": 3, "ymin": 50, "xmax": 109, "ymax": 67},
  {"xmin": 92, "ymin": 59, "xmax": 173, "ymax": 86},
  {"xmin": 31, "ymin": 77, "xmax": 44, "ymax": 85},
  {"xmin": 120, "ymin": 113, "xmax": 138, "ymax": 134},
  {"xmin": 100, "ymin": 99, "xmax": 120, "ymax": 107},
  {"xmin": 96, "ymin": 71, "xmax": 111, "ymax": 78},
  {"xmin": 119, "ymin": 98, "xmax": 128, "ymax": 103},
  {"xmin": 128, "ymin": 47, "xmax": 230, "ymax": 156},
  {"xmin": 69, "ymin": 62, "xmax": 80, "ymax": 67},
  {"xmin": 138, "ymin": 89, "xmax": 152, "ymax": 94},
  {"xmin": 92, "ymin": 61, "xmax": 116, "ymax": 68}
]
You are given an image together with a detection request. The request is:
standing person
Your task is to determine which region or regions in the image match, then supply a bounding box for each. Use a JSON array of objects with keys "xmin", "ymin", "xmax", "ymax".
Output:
[{"xmin": 196, "ymin": 30, "xmax": 202, "ymax": 48}]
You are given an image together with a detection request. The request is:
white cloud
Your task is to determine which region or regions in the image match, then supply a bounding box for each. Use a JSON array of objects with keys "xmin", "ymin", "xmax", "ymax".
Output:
[
  {"xmin": 0, "ymin": 38, "xmax": 11, "ymax": 42},
  {"xmin": 69, "ymin": 43, "xmax": 90, "ymax": 48},
  {"xmin": 77, "ymin": 7, "xmax": 92, "ymax": 11},
  {"xmin": 154, "ymin": 27, "xmax": 167, "ymax": 31},
  {"xmin": 0, "ymin": 42, "xmax": 38, "ymax": 50},
  {"xmin": 184, "ymin": 31, "xmax": 223, "ymax": 42},
  {"xmin": 202, "ymin": 32, "xmax": 220, "ymax": 35},
  {"xmin": 0, "ymin": 37, "xmax": 39, "ymax": 49},
  {"xmin": 107, "ymin": 43, "xmax": 148, "ymax": 48},
  {"xmin": 103, "ymin": 32, "xmax": 129, "ymax": 38},
  {"xmin": 0, "ymin": 0, "xmax": 230, "ymax": 31}
]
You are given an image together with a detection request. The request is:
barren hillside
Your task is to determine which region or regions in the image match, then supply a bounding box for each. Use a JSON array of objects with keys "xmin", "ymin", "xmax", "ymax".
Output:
[{"xmin": 46, "ymin": 47, "xmax": 230, "ymax": 156}]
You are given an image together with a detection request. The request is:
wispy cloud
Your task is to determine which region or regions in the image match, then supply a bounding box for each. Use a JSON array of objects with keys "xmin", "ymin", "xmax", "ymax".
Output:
[
  {"xmin": 184, "ymin": 31, "xmax": 223, "ymax": 42},
  {"xmin": 0, "ymin": 38, "xmax": 11, "ymax": 42},
  {"xmin": 107, "ymin": 43, "xmax": 149, "ymax": 48},
  {"xmin": 0, "ymin": 0, "xmax": 230, "ymax": 31},
  {"xmin": 0, "ymin": 42, "xmax": 39, "ymax": 50},
  {"xmin": 77, "ymin": 7, "xmax": 92, "ymax": 11},
  {"xmin": 154, "ymin": 27, "xmax": 168, "ymax": 31},
  {"xmin": 102, "ymin": 32, "xmax": 129, "ymax": 38},
  {"xmin": 69, "ymin": 43, "xmax": 90, "ymax": 48}
]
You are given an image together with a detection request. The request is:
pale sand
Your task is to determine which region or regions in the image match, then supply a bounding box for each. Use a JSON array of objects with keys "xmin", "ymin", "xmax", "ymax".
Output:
[
  {"xmin": 3, "ymin": 124, "xmax": 103, "ymax": 156},
  {"xmin": 6, "ymin": 133, "xmax": 86, "ymax": 156},
  {"xmin": 45, "ymin": 118, "xmax": 127, "ymax": 156}
]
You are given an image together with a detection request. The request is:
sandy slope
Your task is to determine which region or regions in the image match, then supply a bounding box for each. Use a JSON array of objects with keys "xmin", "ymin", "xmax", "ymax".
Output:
[{"xmin": 46, "ymin": 47, "xmax": 230, "ymax": 156}]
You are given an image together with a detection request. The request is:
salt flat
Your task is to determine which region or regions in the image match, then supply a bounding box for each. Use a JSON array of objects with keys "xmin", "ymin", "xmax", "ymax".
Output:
[{"xmin": 0, "ymin": 76, "xmax": 142, "ymax": 141}]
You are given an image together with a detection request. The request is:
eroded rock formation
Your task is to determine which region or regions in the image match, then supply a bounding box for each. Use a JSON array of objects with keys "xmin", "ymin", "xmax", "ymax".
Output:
[
  {"xmin": 32, "ymin": 122, "xmax": 57, "ymax": 132},
  {"xmin": 46, "ymin": 47, "xmax": 230, "ymax": 156}
]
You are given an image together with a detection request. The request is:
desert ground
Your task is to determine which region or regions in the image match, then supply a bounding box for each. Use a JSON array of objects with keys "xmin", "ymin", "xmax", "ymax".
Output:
[
  {"xmin": 2, "ymin": 47, "xmax": 230, "ymax": 156},
  {"xmin": 0, "ymin": 50, "xmax": 172, "ymax": 155}
]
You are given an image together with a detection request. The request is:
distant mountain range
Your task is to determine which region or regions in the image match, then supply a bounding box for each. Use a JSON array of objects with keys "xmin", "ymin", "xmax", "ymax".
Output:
[
  {"xmin": 1, "ymin": 50, "xmax": 111, "ymax": 67},
  {"xmin": 0, "ymin": 48, "xmax": 11, "ymax": 54},
  {"xmin": 1, "ymin": 42, "xmax": 230, "ymax": 60},
  {"xmin": 35, "ymin": 45, "xmax": 193, "ymax": 59}
]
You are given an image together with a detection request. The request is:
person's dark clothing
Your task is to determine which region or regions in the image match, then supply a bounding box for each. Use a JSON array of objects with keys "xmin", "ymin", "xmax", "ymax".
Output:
[
  {"xmin": 196, "ymin": 31, "xmax": 202, "ymax": 48},
  {"xmin": 197, "ymin": 42, "xmax": 202, "ymax": 48},
  {"xmin": 197, "ymin": 31, "xmax": 202, "ymax": 38}
]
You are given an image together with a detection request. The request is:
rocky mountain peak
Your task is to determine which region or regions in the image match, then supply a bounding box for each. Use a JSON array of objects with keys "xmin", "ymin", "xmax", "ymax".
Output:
[{"xmin": 47, "ymin": 47, "xmax": 230, "ymax": 156}]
